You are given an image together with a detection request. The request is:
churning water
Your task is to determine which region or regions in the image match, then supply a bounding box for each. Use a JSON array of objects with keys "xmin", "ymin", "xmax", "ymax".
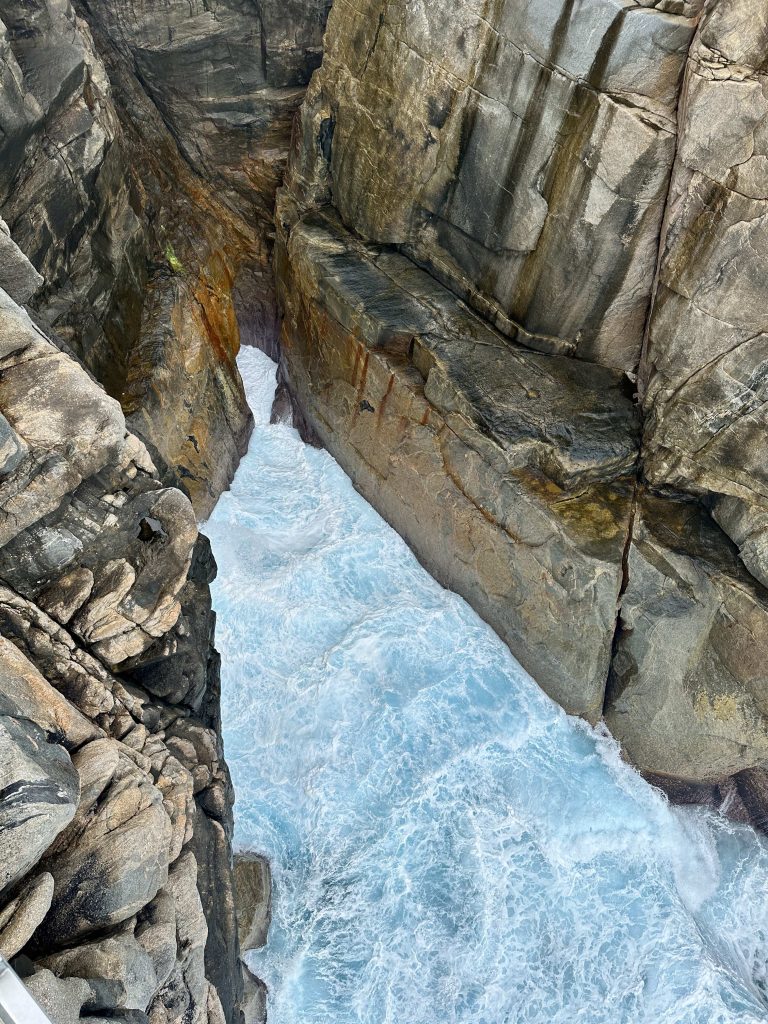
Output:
[{"xmin": 207, "ymin": 347, "xmax": 768, "ymax": 1024}]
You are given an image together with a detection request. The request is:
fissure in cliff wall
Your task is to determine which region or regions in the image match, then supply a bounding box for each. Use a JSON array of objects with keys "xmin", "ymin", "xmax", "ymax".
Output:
[
  {"xmin": 0, "ymin": 1, "xmax": 331, "ymax": 1022},
  {"xmin": 0, "ymin": 0, "xmax": 332, "ymax": 518},
  {"xmin": 275, "ymin": 0, "xmax": 768, "ymax": 816}
]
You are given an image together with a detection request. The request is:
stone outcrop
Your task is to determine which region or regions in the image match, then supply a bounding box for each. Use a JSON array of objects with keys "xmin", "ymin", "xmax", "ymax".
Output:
[
  {"xmin": 0, "ymin": 0, "xmax": 332, "ymax": 516},
  {"xmin": 285, "ymin": 0, "xmax": 704, "ymax": 370},
  {"xmin": 0, "ymin": 268, "xmax": 243, "ymax": 1022},
  {"xmin": 0, "ymin": 2, "xmax": 340, "ymax": 1016},
  {"xmin": 275, "ymin": 0, "xmax": 768, "ymax": 814}
]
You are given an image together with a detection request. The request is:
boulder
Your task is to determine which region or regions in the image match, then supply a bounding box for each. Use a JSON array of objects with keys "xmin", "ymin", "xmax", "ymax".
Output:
[
  {"xmin": 41, "ymin": 930, "xmax": 158, "ymax": 1014},
  {"xmin": 39, "ymin": 740, "xmax": 172, "ymax": 945},
  {"xmin": 0, "ymin": 646, "xmax": 80, "ymax": 896},
  {"xmin": 234, "ymin": 856, "xmax": 272, "ymax": 952},
  {"xmin": 0, "ymin": 873, "xmax": 54, "ymax": 958}
]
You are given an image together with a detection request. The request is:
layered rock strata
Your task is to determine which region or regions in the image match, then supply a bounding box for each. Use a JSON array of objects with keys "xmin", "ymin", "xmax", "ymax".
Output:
[{"xmin": 276, "ymin": 0, "xmax": 768, "ymax": 813}]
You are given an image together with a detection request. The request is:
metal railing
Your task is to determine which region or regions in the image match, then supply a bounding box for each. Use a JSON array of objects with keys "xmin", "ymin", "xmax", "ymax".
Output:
[{"xmin": 0, "ymin": 957, "xmax": 53, "ymax": 1024}]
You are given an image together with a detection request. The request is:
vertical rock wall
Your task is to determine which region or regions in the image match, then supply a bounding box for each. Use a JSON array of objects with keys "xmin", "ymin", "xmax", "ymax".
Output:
[
  {"xmin": 0, "ymin": 1, "xmax": 332, "ymax": 1021},
  {"xmin": 275, "ymin": 0, "xmax": 768, "ymax": 812},
  {"xmin": 0, "ymin": 0, "xmax": 332, "ymax": 517}
]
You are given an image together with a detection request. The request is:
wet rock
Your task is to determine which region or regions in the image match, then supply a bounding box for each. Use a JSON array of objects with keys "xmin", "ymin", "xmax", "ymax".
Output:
[
  {"xmin": 234, "ymin": 856, "xmax": 272, "ymax": 952},
  {"xmin": 241, "ymin": 964, "xmax": 267, "ymax": 1024},
  {"xmin": 0, "ymin": 0, "xmax": 254, "ymax": 518},
  {"xmin": 735, "ymin": 768, "xmax": 768, "ymax": 834}
]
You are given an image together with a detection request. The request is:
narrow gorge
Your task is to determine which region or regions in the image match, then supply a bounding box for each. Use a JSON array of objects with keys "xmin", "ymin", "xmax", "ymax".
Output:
[{"xmin": 0, "ymin": 0, "xmax": 766, "ymax": 1022}]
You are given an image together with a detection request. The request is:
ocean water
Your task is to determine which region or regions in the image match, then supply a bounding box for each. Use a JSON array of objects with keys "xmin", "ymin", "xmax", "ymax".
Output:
[{"xmin": 207, "ymin": 347, "xmax": 768, "ymax": 1024}]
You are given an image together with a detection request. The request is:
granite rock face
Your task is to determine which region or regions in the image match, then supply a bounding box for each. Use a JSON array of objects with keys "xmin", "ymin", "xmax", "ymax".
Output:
[
  {"xmin": 287, "ymin": 0, "xmax": 703, "ymax": 370},
  {"xmin": 0, "ymin": 0, "xmax": 337, "ymax": 1020},
  {"xmin": 0, "ymin": 282, "xmax": 244, "ymax": 1023},
  {"xmin": 0, "ymin": 0, "xmax": 332, "ymax": 516},
  {"xmin": 642, "ymin": 0, "xmax": 768, "ymax": 581},
  {"xmin": 276, "ymin": 0, "xmax": 768, "ymax": 809}
]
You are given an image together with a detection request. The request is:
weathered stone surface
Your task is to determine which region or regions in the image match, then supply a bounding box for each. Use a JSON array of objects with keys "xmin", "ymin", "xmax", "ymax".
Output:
[
  {"xmin": 0, "ymin": 872, "xmax": 54, "ymax": 958},
  {"xmin": 278, "ymin": 211, "xmax": 638, "ymax": 720},
  {"xmin": 275, "ymin": 0, "xmax": 768, "ymax": 821},
  {"xmin": 41, "ymin": 931, "xmax": 159, "ymax": 1014},
  {"xmin": 0, "ymin": 288, "xmax": 126, "ymax": 546},
  {"xmin": 0, "ymin": 0, "xmax": 255, "ymax": 517},
  {"xmin": 641, "ymin": 0, "xmax": 768, "ymax": 577},
  {"xmin": 24, "ymin": 969, "xmax": 93, "ymax": 1024},
  {"xmin": 286, "ymin": 0, "xmax": 701, "ymax": 371},
  {"xmin": 234, "ymin": 855, "xmax": 271, "ymax": 952},
  {"xmin": 604, "ymin": 495, "xmax": 768, "ymax": 782},
  {"xmin": 0, "ymin": 278, "xmax": 244, "ymax": 1016},
  {"xmin": 241, "ymin": 964, "xmax": 268, "ymax": 1024},
  {"xmin": 0, "ymin": 634, "xmax": 98, "ymax": 750},
  {"xmin": 189, "ymin": 795, "xmax": 241, "ymax": 1022},
  {"xmin": 0, "ymin": 644, "xmax": 80, "ymax": 897},
  {"xmin": 0, "ymin": 293, "xmax": 199, "ymax": 667},
  {"xmin": 0, "ymin": 218, "xmax": 42, "ymax": 304},
  {"xmin": 0, "ymin": 0, "xmax": 322, "ymax": 1017},
  {"xmin": 79, "ymin": 0, "xmax": 332, "ymax": 220},
  {"xmin": 39, "ymin": 739, "xmax": 172, "ymax": 945},
  {"xmin": 156, "ymin": 852, "xmax": 210, "ymax": 1024}
]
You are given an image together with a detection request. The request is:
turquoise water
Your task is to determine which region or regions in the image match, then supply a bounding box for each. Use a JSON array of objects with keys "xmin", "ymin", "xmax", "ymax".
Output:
[{"xmin": 207, "ymin": 347, "xmax": 768, "ymax": 1024}]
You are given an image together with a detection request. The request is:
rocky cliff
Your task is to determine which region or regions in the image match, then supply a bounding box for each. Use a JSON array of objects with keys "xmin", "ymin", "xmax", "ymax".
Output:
[
  {"xmin": 275, "ymin": 0, "xmax": 768, "ymax": 819},
  {"xmin": 0, "ymin": 0, "xmax": 330, "ymax": 517},
  {"xmin": 0, "ymin": 1, "xmax": 329, "ymax": 1021},
  {"xmin": 0, "ymin": 245, "xmax": 239, "ymax": 1020},
  {"xmin": 1, "ymin": 0, "xmax": 767, "ymax": 1018}
]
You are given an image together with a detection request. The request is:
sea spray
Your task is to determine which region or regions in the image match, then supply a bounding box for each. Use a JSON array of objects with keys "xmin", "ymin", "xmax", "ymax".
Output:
[{"xmin": 208, "ymin": 347, "xmax": 768, "ymax": 1024}]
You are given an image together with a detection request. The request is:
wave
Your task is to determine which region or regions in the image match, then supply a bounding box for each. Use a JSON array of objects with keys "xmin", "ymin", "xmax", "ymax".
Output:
[{"xmin": 208, "ymin": 347, "xmax": 768, "ymax": 1024}]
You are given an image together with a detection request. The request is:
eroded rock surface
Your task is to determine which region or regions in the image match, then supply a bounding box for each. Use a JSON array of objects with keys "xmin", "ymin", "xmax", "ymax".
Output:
[
  {"xmin": 234, "ymin": 855, "xmax": 272, "ymax": 953},
  {"xmin": 0, "ymin": 283, "xmax": 245, "ymax": 1022},
  {"xmin": 287, "ymin": 0, "xmax": 704, "ymax": 370},
  {"xmin": 278, "ymin": 211, "xmax": 638, "ymax": 720},
  {"xmin": 0, "ymin": 0, "xmax": 332, "ymax": 516}
]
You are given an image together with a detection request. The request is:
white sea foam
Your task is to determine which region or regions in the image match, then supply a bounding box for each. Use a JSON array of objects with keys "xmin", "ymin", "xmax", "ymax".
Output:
[{"xmin": 208, "ymin": 346, "xmax": 768, "ymax": 1024}]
